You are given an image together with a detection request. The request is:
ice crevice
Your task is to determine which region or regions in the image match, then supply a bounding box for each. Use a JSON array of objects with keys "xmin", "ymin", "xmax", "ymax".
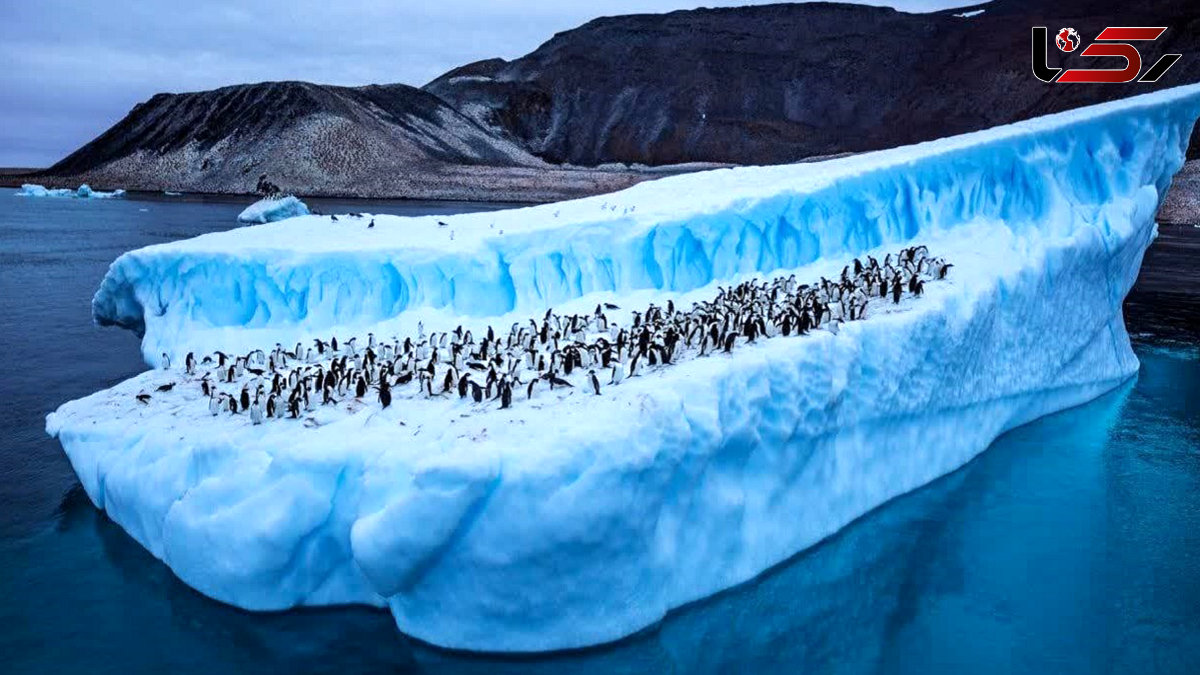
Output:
[{"xmin": 46, "ymin": 85, "xmax": 1200, "ymax": 652}]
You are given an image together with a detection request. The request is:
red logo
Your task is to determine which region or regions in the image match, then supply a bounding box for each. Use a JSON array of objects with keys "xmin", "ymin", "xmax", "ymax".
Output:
[
  {"xmin": 1033, "ymin": 26, "xmax": 1182, "ymax": 84},
  {"xmin": 1056, "ymin": 28, "xmax": 1080, "ymax": 52}
]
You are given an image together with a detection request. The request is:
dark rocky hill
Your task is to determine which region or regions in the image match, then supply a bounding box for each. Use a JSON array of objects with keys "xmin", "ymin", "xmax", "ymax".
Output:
[
  {"xmin": 425, "ymin": 0, "xmax": 1200, "ymax": 167},
  {"xmin": 29, "ymin": 80, "xmax": 659, "ymax": 201}
]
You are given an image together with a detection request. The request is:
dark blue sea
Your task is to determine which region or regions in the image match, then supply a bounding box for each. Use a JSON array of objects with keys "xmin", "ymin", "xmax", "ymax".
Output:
[{"xmin": 1, "ymin": 191, "xmax": 1198, "ymax": 674}]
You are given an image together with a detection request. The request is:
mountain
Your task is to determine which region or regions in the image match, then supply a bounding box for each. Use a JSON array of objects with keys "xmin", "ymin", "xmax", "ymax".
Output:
[
  {"xmin": 14, "ymin": 0, "xmax": 1200, "ymax": 201},
  {"xmin": 425, "ymin": 0, "xmax": 1200, "ymax": 166},
  {"xmin": 29, "ymin": 80, "xmax": 666, "ymax": 201}
]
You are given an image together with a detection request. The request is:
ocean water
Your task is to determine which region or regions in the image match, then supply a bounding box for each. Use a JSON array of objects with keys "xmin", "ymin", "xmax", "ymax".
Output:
[{"xmin": 1, "ymin": 192, "xmax": 1198, "ymax": 674}]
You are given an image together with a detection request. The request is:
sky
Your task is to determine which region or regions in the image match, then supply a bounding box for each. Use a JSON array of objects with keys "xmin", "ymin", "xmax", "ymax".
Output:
[{"xmin": 0, "ymin": 0, "xmax": 980, "ymax": 167}]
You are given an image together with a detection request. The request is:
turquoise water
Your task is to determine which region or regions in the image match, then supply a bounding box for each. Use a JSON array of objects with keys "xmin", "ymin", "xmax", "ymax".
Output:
[{"xmin": 1, "ymin": 192, "xmax": 1198, "ymax": 673}]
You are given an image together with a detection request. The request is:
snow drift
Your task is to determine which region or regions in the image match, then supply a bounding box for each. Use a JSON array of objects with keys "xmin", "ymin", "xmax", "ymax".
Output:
[
  {"xmin": 16, "ymin": 183, "xmax": 125, "ymax": 199},
  {"xmin": 51, "ymin": 85, "xmax": 1200, "ymax": 652},
  {"xmin": 237, "ymin": 195, "xmax": 310, "ymax": 224}
]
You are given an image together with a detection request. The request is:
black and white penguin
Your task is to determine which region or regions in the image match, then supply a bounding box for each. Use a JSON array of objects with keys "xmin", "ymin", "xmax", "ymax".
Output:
[
  {"xmin": 185, "ymin": 352, "xmax": 196, "ymax": 375},
  {"xmin": 589, "ymin": 370, "xmax": 601, "ymax": 396},
  {"xmin": 609, "ymin": 361, "xmax": 625, "ymax": 386}
]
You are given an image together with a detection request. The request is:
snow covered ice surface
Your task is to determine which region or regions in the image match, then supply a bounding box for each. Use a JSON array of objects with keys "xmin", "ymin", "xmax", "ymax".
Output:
[
  {"xmin": 15, "ymin": 183, "xmax": 125, "ymax": 199},
  {"xmin": 49, "ymin": 84, "xmax": 1200, "ymax": 652},
  {"xmin": 236, "ymin": 195, "xmax": 310, "ymax": 224}
]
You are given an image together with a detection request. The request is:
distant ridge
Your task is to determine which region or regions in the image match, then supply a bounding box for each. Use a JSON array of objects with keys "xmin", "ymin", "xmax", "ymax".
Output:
[
  {"xmin": 13, "ymin": 0, "xmax": 1200, "ymax": 201},
  {"xmin": 29, "ymin": 81, "xmax": 661, "ymax": 201}
]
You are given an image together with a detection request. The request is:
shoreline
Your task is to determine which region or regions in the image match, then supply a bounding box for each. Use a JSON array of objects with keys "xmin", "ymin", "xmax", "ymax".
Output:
[
  {"xmin": 6, "ymin": 155, "xmax": 1198, "ymax": 214},
  {"xmin": 0, "ymin": 162, "xmax": 733, "ymax": 205}
]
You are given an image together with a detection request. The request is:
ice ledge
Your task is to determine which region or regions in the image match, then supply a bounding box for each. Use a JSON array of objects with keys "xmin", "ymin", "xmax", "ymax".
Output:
[{"xmin": 92, "ymin": 86, "xmax": 1200, "ymax": 367}]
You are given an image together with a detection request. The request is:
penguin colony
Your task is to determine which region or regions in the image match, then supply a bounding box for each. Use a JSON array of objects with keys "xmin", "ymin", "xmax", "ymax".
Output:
[{"xmin": 136, "ymin": 246, "xmax": 952, "ymax": 424}]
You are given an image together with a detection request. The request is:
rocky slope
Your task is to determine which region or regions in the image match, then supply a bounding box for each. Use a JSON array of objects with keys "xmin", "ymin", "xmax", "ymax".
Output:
[
  {"xmin": 426, "ymin": 0, "xmax": 1200, "ymax": 167},
  {"xmin": 25, "ymin": 81, "xmax": 666, "ymax": 201},
  {"xmin": 1159, "ymin": 160, "xmax": 1200, "ymax": 225},
  {"xmin": 11, "ymin": 0, "xmax": 1200, "ymax": 201}
]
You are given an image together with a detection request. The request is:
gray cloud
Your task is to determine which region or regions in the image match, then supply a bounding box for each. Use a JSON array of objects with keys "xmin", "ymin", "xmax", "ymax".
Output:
[{"xmin": 0, "ymin": 0, "xmax": 981, "ymax": 166}]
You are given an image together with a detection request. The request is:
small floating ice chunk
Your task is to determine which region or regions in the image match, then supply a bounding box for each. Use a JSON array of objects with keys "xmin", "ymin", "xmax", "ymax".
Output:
[
  {"xmin": 237, "ymin": 195, "xmax": 311, "ymax": 224},
  {"xmin": 15, "ymin": 183, "xmax": 125, "ymax": 199}
]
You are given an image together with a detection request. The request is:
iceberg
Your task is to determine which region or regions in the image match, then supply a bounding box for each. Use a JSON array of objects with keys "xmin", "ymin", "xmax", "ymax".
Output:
[
  {"xmin": 49, "ymin": 85, "xmax": 1200, "ymax": 652},
  {"xmin": 15, "ymin": 183, "xmax": 126, "ymax": 199},
  {"xmin": 237, "ymin": 195, "xmax": 310, "ymax": 224}
]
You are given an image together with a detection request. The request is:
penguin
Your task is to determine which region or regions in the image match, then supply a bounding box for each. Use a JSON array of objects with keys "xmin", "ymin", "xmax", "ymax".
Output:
[
  {"xmin": 156, "ymin": 382, "xmax": 175, "ymax": 392},
  {"xmin": 526, "ymin": 378, "xmax": 537, "ymax": 400},
  {"xmin": 185, "ymin": 352, "xmax": 196, "ymax": 375},
  {"xmin": 136, "ymin": 393, "xmax": 151, "ymax": 404},
  {"xmin": 368, "ymin": 219, "xmax": 375, "ymax": 228},
  {"xmin": 266, "ymin": 394, "xmax": 277, "ymax": 419},
  {"xmin": 161, "ymin": 353, "xmax": 171, "ymax": 370},
  {"xmin": 610, "ymin": 362, "xmax": 625, "ymax": 386},
  {"xmin": 250, "ymin": 398, "xmax": 264, "ymax": 425},
  {"xmin": 589, "ymin": 370, "xmax": 601, "ymax": 396},
  {"xmin": 355, "ymin": 377, "xmax": 367, "ymax": 398},
  {"xmin": 379, "ymin": 380, "xmax": 392, "ymax": 409},
  {"xmin": 209, "ymin": 393, "xmax": 221, "ymax": 416},
  {"xmin": 240, "ymin": 386, "xmax": 251, "ymax": 412}
]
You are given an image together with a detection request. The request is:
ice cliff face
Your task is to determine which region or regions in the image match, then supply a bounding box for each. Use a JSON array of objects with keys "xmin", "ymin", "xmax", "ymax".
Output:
[{"xmin": 51, "ymin": 86, "xmax": 1200, "ymax": 652}]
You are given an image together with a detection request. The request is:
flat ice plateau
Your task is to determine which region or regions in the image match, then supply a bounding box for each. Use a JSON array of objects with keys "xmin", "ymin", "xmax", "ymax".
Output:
[
  {"xmin": 16, "ymin": 183, "xmax": 125, "ymax": 199},
  {"xmin": 50, "ymin": 85, "xmax": 1200, "ymax": 652},
  {"xmin": 237, "ymin": 195, "xmax": 310, "ymax": 224}
]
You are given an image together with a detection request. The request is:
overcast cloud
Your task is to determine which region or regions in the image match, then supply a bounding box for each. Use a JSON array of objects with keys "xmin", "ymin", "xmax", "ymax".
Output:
[{"xmin": 0, "ymin": 0, "xmax": 979, "ymax": 167}]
